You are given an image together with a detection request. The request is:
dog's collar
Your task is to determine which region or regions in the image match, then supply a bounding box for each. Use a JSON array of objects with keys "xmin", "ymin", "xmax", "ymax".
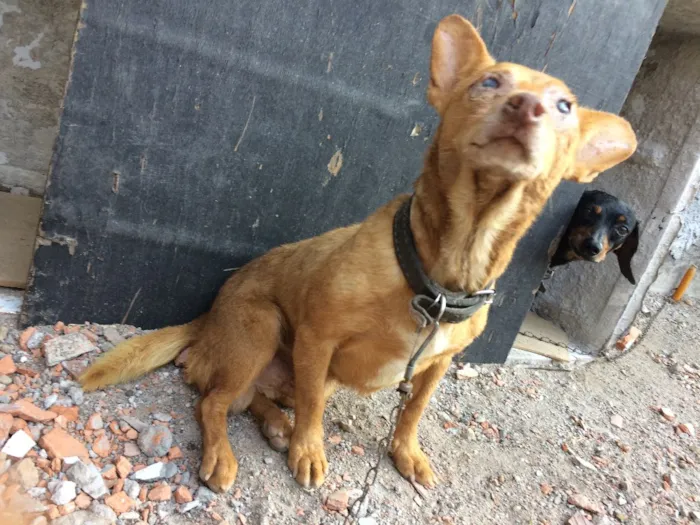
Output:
[{"xmin": 392, "ymin": 196, "xmax": 495, "ymax": 324}]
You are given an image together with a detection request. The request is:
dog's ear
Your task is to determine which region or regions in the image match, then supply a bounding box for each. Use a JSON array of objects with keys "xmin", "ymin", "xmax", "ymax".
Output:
[
  {"xmin": 428, "ymin": 15, "xmax": 494, "ymax": 114},
  {"xmin": 615, "ymin": 223, "xmax": 639, "ymax": 285},
  {"xmin": 565, "ymin": 109, "xmax": 637, "ymax": 183}
]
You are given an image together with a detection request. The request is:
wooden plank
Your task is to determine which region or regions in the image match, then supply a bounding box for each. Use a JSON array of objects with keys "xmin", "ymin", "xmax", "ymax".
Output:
[
  {"xmin": 0, "ymin": 193, "xmax": 41, "ymax": 288},
  {"xmin": 520, "ymin": 311, "xmax": 570, "ymax": 344},
  {"xmin": 513, "ymin": 336, "xmax": 571, "ymax": 363},
  {"xmin": 23, "ymin": 0, "xmax": 666, "ymax": 363}
]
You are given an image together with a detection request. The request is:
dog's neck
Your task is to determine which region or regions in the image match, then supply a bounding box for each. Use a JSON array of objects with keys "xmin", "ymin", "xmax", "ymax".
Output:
[{"xmin": 410, "ymin": 137, "xmax": 559, "ymax": 294}]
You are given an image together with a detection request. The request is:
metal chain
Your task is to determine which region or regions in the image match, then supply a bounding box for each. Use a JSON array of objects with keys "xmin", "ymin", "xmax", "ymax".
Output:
[
  {"xmin": 343, "ymin": 313, "xmax": 436, "ymax": 525},
  {"xmin": 343, "ymin": 401, "xmax": 405, "ymax": 524},
  {"xmin": 518, "ymin": 298, "xmax": 670, "ymax": 362},
  {"xmin": 517, "ymin": 330, "xmax": 570, "ymax": 349}
]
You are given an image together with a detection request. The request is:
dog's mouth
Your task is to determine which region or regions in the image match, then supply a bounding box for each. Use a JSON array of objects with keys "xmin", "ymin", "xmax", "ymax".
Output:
[
  {"xmin": 470, "ymin": 123, "xmax": 541, "ymax": 161},
  {"xmin": 472, "ymin": 136, "xmax": 524, "ymax": 151},
  {"xmin": 472, "ymin": 130, "xmax": 529, "ymax": 152}
]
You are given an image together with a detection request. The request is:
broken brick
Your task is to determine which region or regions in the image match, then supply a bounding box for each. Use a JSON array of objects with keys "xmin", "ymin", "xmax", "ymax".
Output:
[{"xmin": 39, "ymin": 428, "xmax": 89, "ymax": 459}]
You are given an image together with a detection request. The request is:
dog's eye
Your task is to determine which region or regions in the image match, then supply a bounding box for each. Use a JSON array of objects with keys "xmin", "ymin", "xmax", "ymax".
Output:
[
  {"xmin": 615, "ymin": 225, "xmax": 629, "ymax": 236},
  {"xmin": 556, "ymin": 99, "xmax": 572, "ymax": 114},
  {"xmin": 481, "ymin": 77, "xmax": 500, "ymax": 89}
]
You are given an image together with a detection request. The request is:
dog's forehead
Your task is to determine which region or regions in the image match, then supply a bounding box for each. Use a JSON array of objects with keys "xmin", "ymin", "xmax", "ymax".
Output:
[
  {"xmin": 491, "ymin": 62, "xmax": 573, "ymax": 93},
  {"xmin": 578, "ymin": 192, "xmax": 636, "ymax": 225}
]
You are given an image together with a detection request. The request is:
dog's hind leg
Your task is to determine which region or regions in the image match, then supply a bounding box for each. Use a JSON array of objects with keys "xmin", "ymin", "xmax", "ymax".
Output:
[
  {"xmin": 249, "ymin": 391, "xmax": 293, "ymax": 452},
  {"xmin": 187, "ymin": 300, "xmax": 281, "ymax": 493}
]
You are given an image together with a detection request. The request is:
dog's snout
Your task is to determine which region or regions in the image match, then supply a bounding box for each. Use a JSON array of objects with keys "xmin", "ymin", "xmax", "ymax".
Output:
[
  {"xmin": 504, "ymin": 93, "xmax": 545, "ymax": 124},
  {"xmin": 582, "ymin": 238, "xmax": 603, "ymax": 256}
]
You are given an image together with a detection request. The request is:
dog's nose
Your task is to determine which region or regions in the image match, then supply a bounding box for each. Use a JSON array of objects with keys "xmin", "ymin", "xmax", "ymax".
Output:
[
  {"xmin": 582, "ymin": 238, "xmax": 603, "ymax": 256},
  {"xmin": 504, "ymin": 93, "xmax": 546, "ymax": 124}
]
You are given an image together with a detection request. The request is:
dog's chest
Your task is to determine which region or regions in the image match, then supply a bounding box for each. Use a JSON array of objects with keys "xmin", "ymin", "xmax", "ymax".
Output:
[{"xmin": 368, "ymin": 326, "xmax": 454, "ymax": 389}]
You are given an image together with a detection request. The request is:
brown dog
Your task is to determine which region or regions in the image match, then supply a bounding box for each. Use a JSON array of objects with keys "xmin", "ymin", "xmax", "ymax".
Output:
[{"xmin": 80, "ymin": 15, "xmax": 636, "ymax": 493}]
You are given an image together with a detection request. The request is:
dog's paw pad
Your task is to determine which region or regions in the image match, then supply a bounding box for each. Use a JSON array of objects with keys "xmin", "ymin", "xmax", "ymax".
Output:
[
  {"xmin": 288, "ymin": 439, "xmax": 328, "ymax": 488},
  {"xmin": 391, "ymin": 439, "xmax": 437, "ymax": 488},
  {"xmin": 199, "ymin": 444, "xmax": 238, "ymax": 493},
  {"xmin": 262, "ymin": 418, "xmax": 292, "ymax": 453}
]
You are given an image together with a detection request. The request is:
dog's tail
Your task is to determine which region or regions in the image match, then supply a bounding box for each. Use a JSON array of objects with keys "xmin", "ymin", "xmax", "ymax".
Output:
[{"xmin": 79, "ymin": 317, "xmax": 205, "ymax": 391}]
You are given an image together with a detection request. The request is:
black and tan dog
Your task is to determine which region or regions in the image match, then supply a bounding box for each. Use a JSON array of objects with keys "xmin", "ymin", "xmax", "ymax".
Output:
[{"xmin": 550, "ymin": 190, "xmax": 639, "ymax": 284}]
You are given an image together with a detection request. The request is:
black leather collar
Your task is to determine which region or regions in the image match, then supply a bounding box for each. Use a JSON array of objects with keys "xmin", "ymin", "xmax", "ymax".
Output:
[{"xmin": 393, "ymin": 196, "xmax": 495, "ymax": 324}]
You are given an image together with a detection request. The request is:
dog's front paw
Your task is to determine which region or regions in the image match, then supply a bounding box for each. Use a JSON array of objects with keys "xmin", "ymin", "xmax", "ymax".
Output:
[
  {"xmin": 288, "ymin": 436, "xmax": 328, "ymax": 488},
  {"xmin": 391, "ymin": 436, "xmax": 437, "ymax": 488},
  {"xmin": 199, "ymin": 441, "xmax": 238, "ymax": 493}
]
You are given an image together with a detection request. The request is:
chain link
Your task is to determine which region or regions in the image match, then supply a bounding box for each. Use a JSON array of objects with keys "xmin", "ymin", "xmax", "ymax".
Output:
[
  {"xmin": 343, "ymin": 314, "xmax": 435, "ymax": 524},
  {"xmin": 343, "ymin": 401, "xmax": 406, "ymax": 524},
  {"xmin": 517, "ymin": 330, "xmax": 570, "ymax": 349}
]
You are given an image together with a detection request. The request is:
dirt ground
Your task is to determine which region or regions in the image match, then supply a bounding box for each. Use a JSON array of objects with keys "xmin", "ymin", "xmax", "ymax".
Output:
[{"xmin": 0, "ymin": 293, "xmax": 698, "ymax": 525}]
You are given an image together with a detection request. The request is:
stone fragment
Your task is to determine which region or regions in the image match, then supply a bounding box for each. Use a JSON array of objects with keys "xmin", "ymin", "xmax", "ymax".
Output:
[
  {"xmin": 137, "ymin": 425, "xmax": 173, "ymax": 457},
  {"xmin": 120, "ymin": 417, "xmax": 148, "ymax": 432},
  {"xmin": 195, "ymin": 486, "xmax": 216, "ymax": 503},
  {"xmin": 68, "ymin": 387, "xmax": 84, "ymax": 406},
  {"xmin": 455, "ymin": 365, "xmax": 479, "ymax": 379},
  {"xmin": 39, "ymin": 428, "xmax": 89, "ymax": 459},
  {"xmin": 0, "ymin": 412, "xmax": 13, "ymax": 442},
  {"xmin": 52, "ymin": 405, "xmax": 79, "ymax": 422},
  {"xmin": 102, "ymin": 326, "xmax": 124, "ymax": 345},
  {"xmin": 153, "ymin": 413, "xmax": 172, "ymax": 423},
  {"xmin": 116, "ymin": 456, "xmax": 133, "ymax": 478},
  {"xmin": 174, "ymin": 486, "xmax": 192, "ymax": 504},
  {"xmin": 179, "ymin": 500, "xmax": 201, "ymax": 513},
  {"xmin": 0, "ymin": 399, "xmax": 57, "ymax": 422},
  {"xmin": 678, "ymin": 423, "xmax": 696, "ymax": 436},
  {"xmin": 1, "ymin": 429, "xmax": 35, "ymax": 457},
  {"xmin": 131, "ymin": 461, "xmax": 177, "ymax": 481},
  {"xmin": 86, "ymin": 413, "xmax": 104, "ymax": 430},
  {"xmin": 89, "ymin": 501, "xmax": 117, "ymax": 522},
  {"xmin": 147, "ymin": 483, "xmax": 172, "ymax": 502},
  {"xmin": 75, "ymin": 493, "xmax": 92, "ymax": 510},
  {"xmin": 660, "ymin": 407, "xmax": 676, "ymax": 421},
  {"xmin": 67, "ymin": 460, "xmax": 108, "ymax": 499},
  {"xmin": 124, "ymin": 479, "xmax": 140, "ymax": 500},
  {"xmin": 123, "ymin": 442, "xmax": 141, "ymax": 457},
  {"xmin": 615, "ymin": 326, "xmax": 641, "ymax": 351},
  {"xmin": 326, "ymin": 489, "xmax": 350, "ymax": 512},
  {"xmin": 8, "ymin": 458, "xmax": 39, "ymax": 489},
  {"xmin": 568, "ymin": 512, "xmax": 590, "ymax": 525},
  {"xmin": 104, "ymin": 491, "xmax": 135, "ymax": 514},
  {"xmin": 51, "ymin": 480, "xmax": 77, "ymax": 505},
  {"xmin": 44, "ymin": 333, "xmax": 96, "ymax": 366},
  {"xmin": 92, "ymin": 435, "xmax": 111, "ymax": 458},
  {"xmin": 568, "ymin": 493, "xmax": 603, "ymax": 514},
  {"xmin": 62, "ymin": 359, "xmax": 89, "ymax": 380},
  {"xmin": 0, "ymin": 355, "xmax": 16, "ymax": 375}
]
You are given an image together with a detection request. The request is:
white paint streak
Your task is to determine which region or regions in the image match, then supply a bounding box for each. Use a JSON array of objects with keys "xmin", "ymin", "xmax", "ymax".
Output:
[
  {"xmin": 0, "ymin": 152, "xmax": 8, "ymax": 165},
  {"xmin": 13, "ymin": 32, "xmax": 44, "ymax": 70}
]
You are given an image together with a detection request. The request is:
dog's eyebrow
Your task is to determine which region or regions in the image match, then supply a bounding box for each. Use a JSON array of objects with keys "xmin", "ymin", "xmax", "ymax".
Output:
[
  {"xmin": 593, "ymin": 205, "xmax": 602, "ymax": 214},
  {"xmin": 617, "ymin": 215, "xmax": 626, "ymax": 222}
]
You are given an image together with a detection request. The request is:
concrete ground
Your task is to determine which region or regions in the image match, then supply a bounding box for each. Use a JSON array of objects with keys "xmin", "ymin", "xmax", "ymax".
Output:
[{"xmin": 0, "ymin": 292, "xmax": 698, "ymax": 525}]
